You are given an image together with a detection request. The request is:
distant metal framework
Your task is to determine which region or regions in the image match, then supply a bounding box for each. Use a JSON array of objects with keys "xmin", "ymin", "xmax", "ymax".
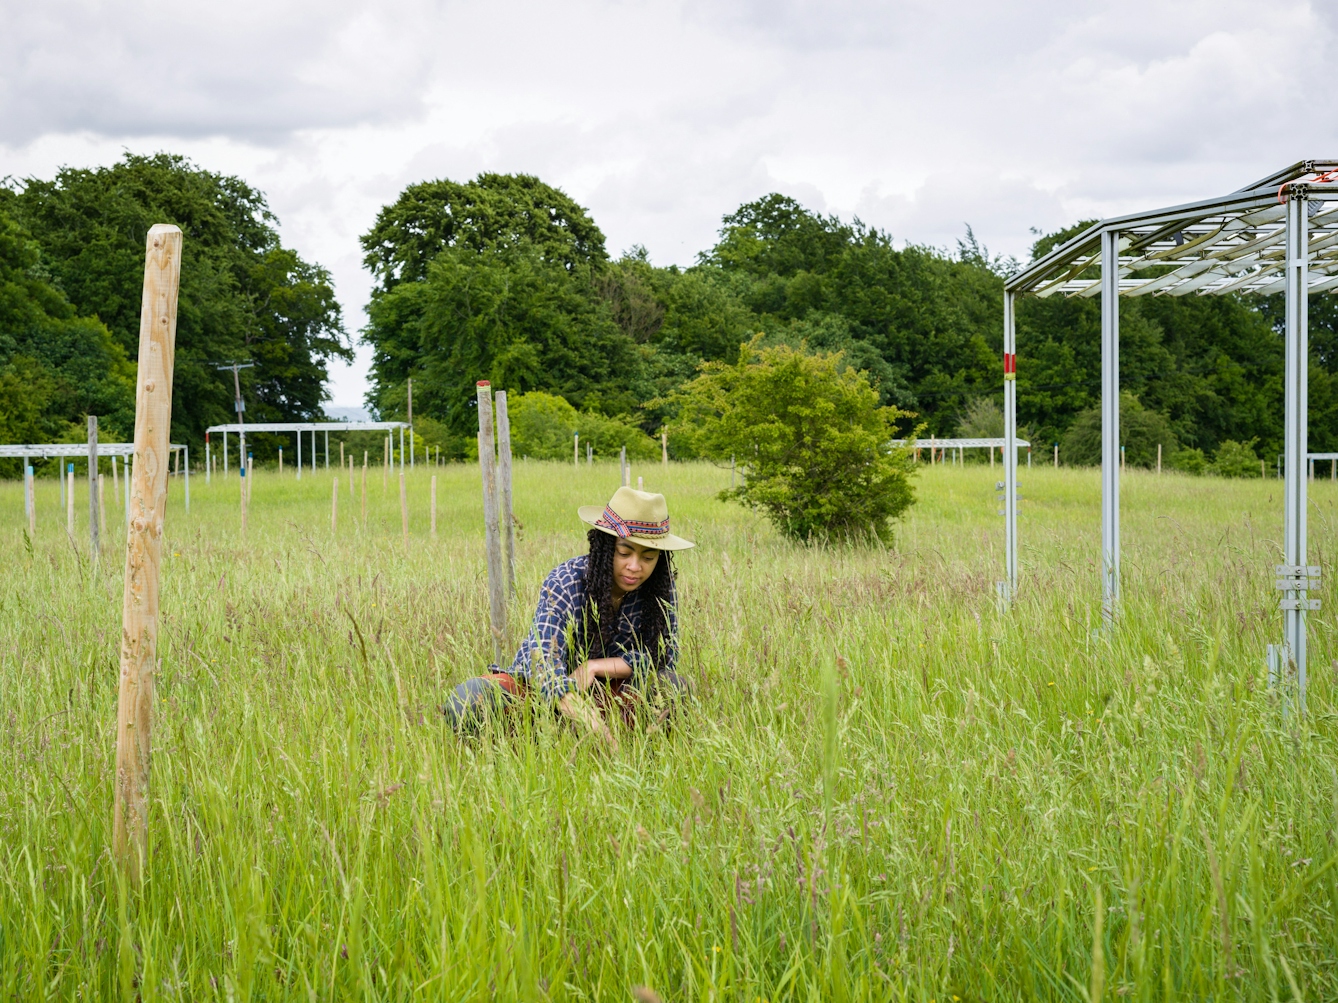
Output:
[
  {"xmin": 1, "ymin": 441, "xmax": 190, "ymax": 512},
  {"xmin": 204, "ymin": 422, "xmax": 410, "ymax": 481},
  {"xmin": 1003, "ymin": 159, "xmax": 1338, "ymax": 712}
]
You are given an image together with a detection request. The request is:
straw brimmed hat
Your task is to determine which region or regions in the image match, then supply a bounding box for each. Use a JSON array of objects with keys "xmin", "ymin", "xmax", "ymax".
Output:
[{"xmin": 578, "ymin": 487, "xmax": 695, "ymax": 551}]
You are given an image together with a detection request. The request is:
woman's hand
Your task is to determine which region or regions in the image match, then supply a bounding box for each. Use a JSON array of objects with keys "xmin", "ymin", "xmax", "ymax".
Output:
[
  {"xmin": 557, "ymin": 693, "xmax": 619, "ymax": 751},
  {"xmin": 571, "ymin": 657, "xmax": 632, "ymax": 692}
]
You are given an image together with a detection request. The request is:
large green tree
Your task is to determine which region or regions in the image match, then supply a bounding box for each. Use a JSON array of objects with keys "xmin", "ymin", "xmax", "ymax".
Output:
[
  {"xmin": 0, "ymin": 207, "xmax": 134, "ymax": 471},
  {"xmin": 4, "ymin": 153, "xmax": 349, "ymax": 451}
]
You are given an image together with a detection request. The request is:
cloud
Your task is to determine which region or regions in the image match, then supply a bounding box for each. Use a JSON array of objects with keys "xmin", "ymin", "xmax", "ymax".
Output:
[
  {"xmin": 0, "ymin": 0, "xmax": 437, "ymax": 143},
  {"xmin": 2, "ymin": 0, "xmax": 1336, "ymax": 404}
]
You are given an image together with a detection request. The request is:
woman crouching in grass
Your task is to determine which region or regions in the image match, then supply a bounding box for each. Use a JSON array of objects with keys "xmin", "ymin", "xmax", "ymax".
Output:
[{"xmin": 444, "ymin": 487, "xmax": 693, "ymax": 747}]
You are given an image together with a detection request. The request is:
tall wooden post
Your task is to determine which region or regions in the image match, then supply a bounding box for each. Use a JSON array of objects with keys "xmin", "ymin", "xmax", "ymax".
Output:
[
  {"xmin": 477, "ymin": 382, "xmax": 506, "ymax": 661},
  {"xmin": 113, "ymin": 223, "xmax": 182, "ymax": 881},
  {"xmin": 496, "ymin": 390, "xmax": 516, "ymax": 599},
  {"xmin": 88, "ymin": 416, "xmax": 100, "ymax": 561},
  {"xmin": 662, "ymin": 430, "xmax": 668, "ymax": 468}
]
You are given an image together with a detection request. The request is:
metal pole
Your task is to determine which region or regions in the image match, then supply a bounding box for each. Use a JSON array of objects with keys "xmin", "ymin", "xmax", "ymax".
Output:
[
  {"xmin": 1283, "ymin": 190, "xmax": 1311, "ymax": 713},
  {"xmin": 1100, "ymin": 228, "xmax": 1121, "ymax": 622},
  {"xmin": 1003, "ymin": 291, "xmax": 1018, "ymax": 598},
  {"xmin": 205, "ymin": 434, "xmax": 211, "ymax": 484}
]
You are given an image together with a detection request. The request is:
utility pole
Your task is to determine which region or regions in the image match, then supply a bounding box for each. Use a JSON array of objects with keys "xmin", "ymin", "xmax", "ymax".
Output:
[{"xmin": 214, "ymin": 361, "xmax": 255, "ymax": 474}]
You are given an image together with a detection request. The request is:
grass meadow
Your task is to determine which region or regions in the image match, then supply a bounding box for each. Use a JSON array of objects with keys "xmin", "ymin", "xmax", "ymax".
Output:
[{"xmin": 1, "ymin": 456, "xmax": 1336, "ymax": 1001}]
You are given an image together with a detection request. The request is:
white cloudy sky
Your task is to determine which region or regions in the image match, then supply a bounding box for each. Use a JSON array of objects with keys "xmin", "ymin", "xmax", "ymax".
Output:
[{"xmin": 2, "ymin": 0, "xmax": 1335, "ymax": 407}]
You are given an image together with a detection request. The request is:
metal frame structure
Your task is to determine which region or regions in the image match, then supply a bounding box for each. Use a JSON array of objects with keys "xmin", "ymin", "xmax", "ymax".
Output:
[
  {"xmin": 1002, "ymin": 160, "xmax": 1338, "ymax": 712},
  {"xmin": 2, "ymin": 442, "xmax": 190, "ymax": 512},
  {"xmin": 204, "ymin": 422, "xmax": 410, "ymax": 481}
]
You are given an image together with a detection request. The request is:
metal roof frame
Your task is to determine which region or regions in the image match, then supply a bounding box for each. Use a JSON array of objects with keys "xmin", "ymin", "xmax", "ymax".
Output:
[
  {"xmin": 999, "ymin": 161, "xmax": 1338, "ymax": 714},
  {"xmin": 204, "ymin": 421, "xmax": 415, "ymax": 481}
]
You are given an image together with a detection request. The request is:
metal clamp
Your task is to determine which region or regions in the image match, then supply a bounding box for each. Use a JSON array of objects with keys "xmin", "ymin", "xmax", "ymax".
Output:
[{"xmin": 1275, "ymin": 564, "xmax": 1321, "ymax": 610}]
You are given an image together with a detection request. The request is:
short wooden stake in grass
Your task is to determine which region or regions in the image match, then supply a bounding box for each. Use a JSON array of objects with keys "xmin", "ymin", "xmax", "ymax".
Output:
[
  {"xmin": 25, "ymin": 465, "xmax": 35, "ymax": 536},
  {"xmin": 88, "ymin": 416, "xmax": 100, "ymax": 561},
  {"xmin": 496, "ymin": 390, "xmax": 516, "ymax": 599},
  {"xmin": 1054, "ymin": 444, "xmax": 1059, "ymax": 468},
  {"xmin": 476, "ymin": 381, "xmax": 506, "ymax": 662},
  {"xmin": 278, "ymin": 447, "xmax": 283, "ymax": 474},
  {"xmin": 399, "ymin": 471, "xmax": 409, "ymax": 553},
  {"xmin": 340, "ymin": 441, "xmax": 345, "ymax": 471},
  {"xmin": 1157, "ymin": 443, "xmax": 1162, "ymax": 474},
  {"xmin": 662, "ymin": 430, "xmax": 668, "ymax": 468},
  {"xmin": 574, "ymin": 432, "xmax": 579, "ymax": 467},
  {"xmin": 113, "ymin": 222, "xmax": 182, "ymax": 882}
]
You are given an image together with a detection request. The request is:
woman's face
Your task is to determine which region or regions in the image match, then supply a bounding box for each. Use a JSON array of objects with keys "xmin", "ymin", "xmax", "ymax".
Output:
[{"xmin": 612, "ymin": 539, "xmax": 661, "ymax": 595}]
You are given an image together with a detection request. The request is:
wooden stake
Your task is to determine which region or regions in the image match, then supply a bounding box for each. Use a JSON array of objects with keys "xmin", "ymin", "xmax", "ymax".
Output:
[
  {"xmin": 496, "ymin": 390, "xmax": 516, "ymax": 599},
  {"xmin": 88, "ymin": 416, "xmax": 100, "ymax": 561},
  {"xmin": 430, "ymin": 474, "xmax": 438, "ymax": 539},
  {"xmin": 1157, "ymin": 443, "xmax": 1162, "ymax": 474},
  {"xmin": 26, "ymin": 465, "xmax": 35, "ymax": 537},
  {"xmin": 662, "ymin": 430, "xmax": 668, "ymax": 468},
  {"xmin": 113, "ymin": 223, "xmax": 181, "ymax": 882},
  {"xmin": 574, "ymin": 432, "xmax": 579, "ymax": 467},
  {"xmin": 340, "ymin": 441, "xmax": 345, "ymax": 471},
  {"xmin": 477, "ymin": 382, "xmax": 506, "ymax": 661},
  {"xmin": 399, "ymin": 471, "xmax": 408, "ymax": 554},
  {"xmin": 331, "ymin": 476, "xmax": 338, "ymax": 534},
  {"xmin": 279, "ymin": 447, "xmax": 283, "ymax": 474}
]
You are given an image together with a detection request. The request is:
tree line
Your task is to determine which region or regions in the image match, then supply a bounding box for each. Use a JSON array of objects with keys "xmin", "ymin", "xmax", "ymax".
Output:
[
  {"xmin": 3, "ymin": 156, "xmax": 1335, "ymax": 473},
  {"xmin": 0, "ymin": 153, "xmax": 347, "ymax": 469}
]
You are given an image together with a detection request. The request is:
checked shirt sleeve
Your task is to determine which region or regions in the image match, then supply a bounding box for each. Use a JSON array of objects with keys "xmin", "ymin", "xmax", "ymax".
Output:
[{"xmin": 506, "ymin": 559, "xmax": 585, "ymax": 700}]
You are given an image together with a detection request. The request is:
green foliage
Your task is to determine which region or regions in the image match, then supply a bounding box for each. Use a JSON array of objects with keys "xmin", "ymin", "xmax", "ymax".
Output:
[
  {"xmin": 1167, "ymin": 446, "xmax": 1208, "ymax": 474},
  {"xmin": 956, "ymin": 397, "xmax": 1004, "ymax": 438},
  {"xmin": 360, "ymin": 172, "xmax": 607, "ymax": 291},
  {"xmin": 668, "ymin": 341, "xmax": 916, "ymax": 542},
  {"xmin": 0, "ymin": 207, "xmax": 133, "ymax": 469},
  {"xmin": 1211, "ymin": 438, "xmax": 1262, "ymax": 477},
  {"xmin": 506, "ymin": 391, "xmax": 657, "ymax": 461},
  {"xmin": 6, "ymin": 153, "xmax": 349, "ymax": 451},
  {"xmin": 1061, "ymin": 392, "xmax": 1178, "ymax": 468}
]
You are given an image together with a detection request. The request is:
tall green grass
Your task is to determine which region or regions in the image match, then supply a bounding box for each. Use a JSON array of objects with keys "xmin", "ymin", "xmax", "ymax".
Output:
[{"xmin": 0, "ymin": 459, "xmax": 1335, "ymax": 1000}]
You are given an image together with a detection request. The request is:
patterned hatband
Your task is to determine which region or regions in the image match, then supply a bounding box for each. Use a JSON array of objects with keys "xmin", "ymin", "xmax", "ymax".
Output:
[{"xmin": 596, "ymin": 505, "xmax": 669, "ymax": 538}]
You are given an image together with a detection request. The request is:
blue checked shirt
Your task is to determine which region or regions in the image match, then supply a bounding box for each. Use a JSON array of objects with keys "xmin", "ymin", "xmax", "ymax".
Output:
[{"xmin": 500, "ymin": 555, "xmax": 679, "ymax": 700}]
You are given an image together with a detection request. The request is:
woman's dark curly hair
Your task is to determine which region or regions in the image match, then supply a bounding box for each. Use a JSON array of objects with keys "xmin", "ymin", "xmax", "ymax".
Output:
[{"xmin": 577, "ymin": 528, "xmax": 675, "ymax": 670}]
